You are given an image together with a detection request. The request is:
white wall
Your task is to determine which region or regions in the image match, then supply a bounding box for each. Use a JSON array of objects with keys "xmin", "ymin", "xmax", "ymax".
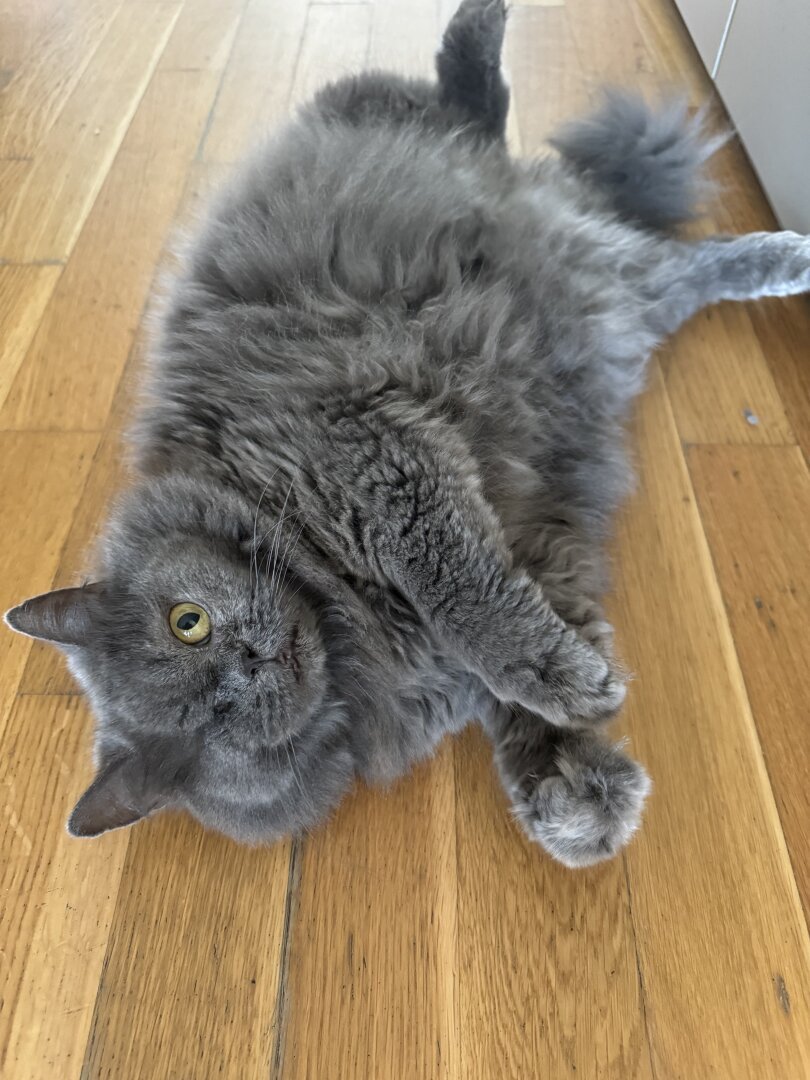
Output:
[{"xmin": 676, "ymin": 0, "xmax": 810, "ymax": 232}]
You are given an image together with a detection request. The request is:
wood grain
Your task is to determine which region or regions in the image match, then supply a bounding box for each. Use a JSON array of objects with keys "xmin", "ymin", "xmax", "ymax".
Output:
[
  {"xmin": 18, "ymin": 423, "xmax": 129, "ymax": 696},
  {"xmin": 200, "ymin": 0, "xmax": 310, "ymax": 165},
  {"xmin": 80, "ymin": 818, "xmax": 292, "ymax": 1080},
  {"xmin": 505, "ymin": 5, "xmax": 587, "ymax": 153},
  {"xmin": 454, "ymin": 727, "xmax": 653, "ymax": 1079},
  {"xmin": 0, "ymin": 0, "xmax": 122, "ymax": 158},
  {"xmin": 0, "ymin": 66, "xmax": 223, "ymax": 431},
  {"xmin": 631, "ymin": 0, "xmax": 709, "ymax": 105},
  {"xmin": 749, "ymin": 298, "xmax": 810, "ymax": 460},
  {"xmin": 0, "ymin": 433, "xmax": 97, "ymax": 725},
  {"xmin": 0, "ymin": 264, "xmax": 61, "ymax": 412},
  {"xmin": 289, "ymin": 3, "xmax": 372, "ymax": 106},
  {"xmin": 613, "ymin": 366, "xmax": 810, "ymax": 1076},
  {"xmin": 686, "ymin": 445, "xmax": 810, "ymax": 918},
  {"xmin": 0, "ymin": 696, "xmax": 130, "ymax": 1080},
  {"xmin": 280, "ymin": 745, "xmax": 459, "ymax": 1079},
  {"xmin": 662, "ymin": 303, "xmax": 796, "ymax": 446},
  {"xmin": 565, "ymin": 0, "xmax": 657, "ymax": 95},
  {"xmin": 158, "ymin": 0, "xmax": 244, "ymax": 74},
  {"xmin": 0, "ymin": 1, "xmax": 182, "ymax": 262},
  {"xmin": 369, "ymin": 0, "xmax": 439, "ymax": 75}
]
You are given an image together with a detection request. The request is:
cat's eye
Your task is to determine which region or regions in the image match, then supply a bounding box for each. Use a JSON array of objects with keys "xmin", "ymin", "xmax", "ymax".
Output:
[{"xmin": 169, "ymin": 602, "xmax": 211, "ymax": 644}]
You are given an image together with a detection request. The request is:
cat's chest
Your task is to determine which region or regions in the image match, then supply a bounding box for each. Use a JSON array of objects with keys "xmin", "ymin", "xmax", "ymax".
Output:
[{"xmin": 348, "ymin": 584, "xmax": 491, "ymax": 781}]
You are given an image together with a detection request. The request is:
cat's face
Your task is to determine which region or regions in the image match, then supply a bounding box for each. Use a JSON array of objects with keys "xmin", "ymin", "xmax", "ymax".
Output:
[{"xmin": 4, "ymin": 477, "xmax": 334, "ymax": 838}]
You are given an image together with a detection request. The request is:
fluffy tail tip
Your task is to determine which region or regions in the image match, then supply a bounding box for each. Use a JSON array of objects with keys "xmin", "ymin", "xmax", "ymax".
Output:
[{"xmin": 550, "ymin": 89, "xmax": 729, "ymax": 230}]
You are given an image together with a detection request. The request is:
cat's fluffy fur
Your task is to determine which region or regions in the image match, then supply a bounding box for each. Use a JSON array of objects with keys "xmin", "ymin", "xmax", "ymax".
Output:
[{"xmin": 7, "ymin": 0, "xmax": 810, "ymax": 866}]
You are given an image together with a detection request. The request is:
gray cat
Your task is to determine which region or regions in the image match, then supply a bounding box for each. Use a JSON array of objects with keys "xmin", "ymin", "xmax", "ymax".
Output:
[{"xmin": 6, "ymin": 0, "xmax": 809, "ymax": 867}]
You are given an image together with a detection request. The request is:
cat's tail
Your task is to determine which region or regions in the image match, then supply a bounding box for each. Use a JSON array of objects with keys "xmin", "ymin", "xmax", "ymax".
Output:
[
  {"xmin": 436, "ymin": 0, "xmax": 510, "ymax": 141},
  {"xmin": 549, "ymin": 90, "xmax": 728, "ymax": 230}
]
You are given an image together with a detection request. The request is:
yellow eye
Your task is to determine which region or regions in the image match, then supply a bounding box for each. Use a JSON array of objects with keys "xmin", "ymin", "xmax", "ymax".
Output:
[{"xmin": 169, "ymin": 602, "xmax": 211, "ymax": 644}]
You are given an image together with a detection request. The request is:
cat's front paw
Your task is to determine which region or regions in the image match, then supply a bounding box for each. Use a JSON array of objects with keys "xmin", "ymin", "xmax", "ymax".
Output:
[
  {"xmin": 510, "ymin": 630, "xmax": 627, "ymax": 727},
  {"xmin": 511, "ymin": 735, "xmax": 651, "ymax": 868}
]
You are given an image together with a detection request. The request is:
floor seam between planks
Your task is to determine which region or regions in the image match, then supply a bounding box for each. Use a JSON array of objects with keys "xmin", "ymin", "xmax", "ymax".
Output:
[
  {"xmin": 684, "ymin": 446, "xmax": 810, "ymax": 933},
  {"xmin": 271, "ymin": 838, "xmax": 303, "ymax": 1079},
  {"xmin": 623, "ymin": 856, "xmax": 658, "ymax": 1080},
  {"xmin": 192, "ymin": 0, "xmax": 253, "ymax": 163},
  {"xmin": 78, "ymin": 830, "xmax": 135, "ymax": 1077},
  {"xmin": 668, "ymin": 384, "xmax": 810, "ymax": 949}
]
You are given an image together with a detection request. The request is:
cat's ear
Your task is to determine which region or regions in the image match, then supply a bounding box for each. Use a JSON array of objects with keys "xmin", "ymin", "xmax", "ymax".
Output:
[
  {"xmin": 68, "ymin": 753, "xmax": 162, "ymax": 838},
  {"xmin": 4, "ymin": 583, "xmax": 104, "ymax": 646}
]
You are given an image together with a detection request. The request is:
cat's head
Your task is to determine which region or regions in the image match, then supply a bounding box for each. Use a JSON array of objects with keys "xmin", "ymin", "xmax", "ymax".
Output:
[{"xmin": 4, "ymin": 475, "xmax": 342, "ymax": 840}]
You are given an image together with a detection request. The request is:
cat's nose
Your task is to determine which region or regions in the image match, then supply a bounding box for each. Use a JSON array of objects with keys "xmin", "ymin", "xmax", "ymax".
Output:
[{"xmin": 239, "ymin": 646, "xmax": 267, "ymax": 678}]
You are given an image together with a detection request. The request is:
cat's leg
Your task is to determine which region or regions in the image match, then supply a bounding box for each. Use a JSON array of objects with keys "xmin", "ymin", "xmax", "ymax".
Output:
[
  {"xmin": 309, "ymin": 0, "xmax": 509, "ymax": 141},
  {"xmin": 518, "ymin": 523, "xmax": 617, "ymax": 655},
  {"xmin": 651, "ymin": 231, "xmax": 810, "ymax": 335},
  {"xmin": 316, "ymin": 413, "xmax": 625, "ymax": 727},
  {"xmin": 360, "ymin": 448, "xmax": 626, "ymax": 728},
  {"xmin": 485, "ymin": 705, "xmax": 651, "ymax": 867},
  {"xmin": 436, "ymin": 0, "xmax": 509, "ymax": 141},
  {"xmin": 391, "ymin": 542, "xmax": 626, "ymax": 729}
]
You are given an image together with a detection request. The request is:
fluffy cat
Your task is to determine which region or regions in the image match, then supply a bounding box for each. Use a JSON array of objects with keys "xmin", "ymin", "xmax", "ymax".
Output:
[{"xmin": 7, "ymin": 0, "xmax": 810, "ymax": 867}]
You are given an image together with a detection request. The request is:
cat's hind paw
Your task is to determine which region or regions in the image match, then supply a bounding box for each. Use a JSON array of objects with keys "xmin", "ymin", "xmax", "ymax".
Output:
[{"xmin": 511, "ymin": 735, "xmax": 651, "ymax": 867}]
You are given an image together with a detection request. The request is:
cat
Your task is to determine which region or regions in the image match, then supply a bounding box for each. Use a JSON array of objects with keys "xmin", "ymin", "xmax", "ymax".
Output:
[{"xmin": 6, "ymin": 0, "xmax": 810, "ymax": 867}]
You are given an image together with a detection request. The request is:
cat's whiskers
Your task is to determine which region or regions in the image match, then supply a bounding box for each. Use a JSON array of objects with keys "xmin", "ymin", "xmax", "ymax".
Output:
[
  {"xmin": 250, "ymin": 470, "xmax": 278, "ymax": 600},
  {"xmin": 269, "ymin": 512, "xmax": 303, "ymax": 597},
  {"xmin": 273, "ymin": 518, "xmax": 306, "ymax": 600},
  {"xmin": 281, "ymin": 729, "xmax": 311, "ymax": 813},
  {"xmin": 248, "ymin": 505, "xmax": 301, "ymax": 620},
  {"xmin": 268, "ymin": 476, "xmax": 296, "ymax": 595}
]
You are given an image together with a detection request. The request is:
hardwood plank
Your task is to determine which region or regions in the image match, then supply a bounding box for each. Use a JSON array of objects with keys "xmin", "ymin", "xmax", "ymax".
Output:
[
  {"xmin": 0, "ymin": 67, "xmax": 223, "ymax": 431},
  {"xmin": 631, "ymin": 0, "xmax": 709, "ymax": 106},
  {"xmin": 200, "ymin": 0, "xmax": 310, "ymax": 165},
  {"xmin": 18, "ymin": 424, "xmax": 129, "ymax": 696},
  {"xmin": 749, "ymin": 299, "xmax": 810, "ymax": 462},
  {"xmin": 0, "ymin": 264, "xmax": 61, "ymax": 412},
  {"xmin": 0, "ymin": 157, "xmax": 31, "ymax": 214},
  {"xmin": 505, "ymin": 5, "xmax": 587, "ymax": 154},
  {"xmin": 565, "ymin": 0, "xmax": 657, "ymax": 95},
  {"xmin": 0, "ymin": 695, "xmax": 130, "ymax": 1080},
  {"xmin": 0, "ymin": 0, "xmax": 123, "ymax": 159},
  {"xmin": 0, "ymin": 0, "xmax": 41, "ymax": 72},
  {"xmin": 0, "ymin": 433, "xmax": 97, "ymax": 725},
  {"xmin": 279, "ymin": 746, "xmax": 459, "ymax": 1079},
  {"xmin": 613, "ymin": 365, "xmax": 810, "ymax": 1076},
  {"xmin": 0, "ymin": 0, "xmax": 182, "ymax": 262},
  {"xmin": 686, "ymin": 444, "xmax": 810, "ymax": 918},
  {"xmin": 289, "ymin": 3, "xmax": 372, "ymax": 107},
  {"xmin": 662, "ymin": 303, "xmax": 796, "ymax": 446},
  {"xmin": 369, "ymin": 0, "xmax": 439, "ymax": 76},
  {"xmin": 157, "ymin": 0, "xmax": 244, "ymax": 74},
  {"xmin": 454, "ymin": 728, "xmax": 653, "ymax": 1079},
  {"xmin": 81, "ymin": 817, "xmax": 291, "ymax": 1080}
]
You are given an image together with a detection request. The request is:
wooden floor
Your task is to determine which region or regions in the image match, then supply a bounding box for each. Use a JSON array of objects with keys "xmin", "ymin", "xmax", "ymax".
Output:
[{"xmin": 1, "ymin": 0, "xmax": 809, "ymax": 1076}]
